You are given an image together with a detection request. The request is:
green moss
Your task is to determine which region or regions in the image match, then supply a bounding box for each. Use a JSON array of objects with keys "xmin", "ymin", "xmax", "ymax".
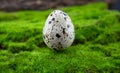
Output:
[
  {"xmin": 8, "ymin": 42, "xmax": 33, "ymax": 53},
  {"xmin": 0, "ymin": 2, "xmax": 120, "ymax": 73}
]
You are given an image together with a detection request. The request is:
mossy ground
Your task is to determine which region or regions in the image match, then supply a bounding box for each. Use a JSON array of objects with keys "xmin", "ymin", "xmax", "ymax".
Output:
[{"xmin": 0, "ymin": 2, "xmax": 120, "ymax": 73}]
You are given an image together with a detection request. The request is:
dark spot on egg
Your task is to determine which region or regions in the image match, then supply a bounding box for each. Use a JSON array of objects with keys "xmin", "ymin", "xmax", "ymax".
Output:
[
  {"xmin": 63, "ymin": 13, "xmax": 67, "ymax": 16},
  {"xmin": 61, "ymin": 27, "xmax": 63, "ymax": 29},
  {"xmin": 51, "ymin": 45, "xmax": 54, "ymax": 48},
  {"xmin": 43, "ymin": 36, "xmax": 45, "ymax": 39},
  {"xmin": 64, "ymin": 17, "xmax": 66, "ymax": 20},
  {"xmin": 46, "ymin": 40, "xmax": 49, "ymax": 43},
  {"xmin": 52, "ymin": 37, "xmax": 54, "ymax": 40},
  {"xmin": 69, "ymin": 37, "xmax": 72, "ymax": 39},
  {"xmin": 49, "ymin": 21, "xmax": 51, "ymax": 24},
  {"xmin": 56, "ymin": 33, "xmax": 61, "ymax": 38},
  {"xmin": 52, "ymin": 18, "xmax": 55, "ymax": 21},
  {"xmin": 66, "ymin": 34, "xmax": 68, "ymax": 37},
  {"xmin": 58, "ymin": 42, "xmax": 63, "ymax": 49},
  {"xmin": 45, "ymin": 35, "xmax": 49, "ymax": 38},
  {"xmin": 50, "ymin": 14, "xmax": 53, "ymax": 16},
  {"xmin": 56, "ymin": 21, "xmax": 59, "ymax": 22},
  {"xmin": 67, "ymin": 25, "xmax": 70, "ymax": 28},
  {"xmin": 63, "ymin": 28, "xmax": 66, "ymax": 34},
  {"xmin": 58, "ymin": 42, "xmax": 61, "ymax": 44}
]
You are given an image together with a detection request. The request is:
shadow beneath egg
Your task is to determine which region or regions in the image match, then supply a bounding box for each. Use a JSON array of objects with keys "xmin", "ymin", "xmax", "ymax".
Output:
[{"xmin": 51, "ymin": 49, "xmax": 69, "ymax": 54}]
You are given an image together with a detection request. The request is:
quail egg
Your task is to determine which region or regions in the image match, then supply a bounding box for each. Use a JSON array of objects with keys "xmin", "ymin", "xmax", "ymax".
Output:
[{"xmin": 43, "ymin": 10, "xmax": 75, "ymax": 51}]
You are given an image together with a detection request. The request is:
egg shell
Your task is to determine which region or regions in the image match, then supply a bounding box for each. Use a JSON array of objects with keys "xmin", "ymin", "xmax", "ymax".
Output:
[{"xmin": 43, "ymin": 10, "xmax": 75, "ymax": 51}]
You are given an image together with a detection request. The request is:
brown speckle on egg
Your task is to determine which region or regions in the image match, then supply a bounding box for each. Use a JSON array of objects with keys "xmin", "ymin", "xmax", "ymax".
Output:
[
  {"xmin": 56, "ymin": 33, "xmax": 61, "ymax": 38},
  {"xmin": 52, "ymin": 37, "xmax": 54, "ymax": 40},
  {"xmin": 56, "ymin": 21, "xmax": 59, "ymax": 22},
  {"xmin": 63, "ymin": 28, "xmax": 66, "ymax": 34}
]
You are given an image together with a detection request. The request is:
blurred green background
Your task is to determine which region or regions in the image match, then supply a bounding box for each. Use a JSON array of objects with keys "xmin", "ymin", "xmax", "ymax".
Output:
[{"xmin": 0, "ymin": 1, "xmax": 120, "ymax": 73}]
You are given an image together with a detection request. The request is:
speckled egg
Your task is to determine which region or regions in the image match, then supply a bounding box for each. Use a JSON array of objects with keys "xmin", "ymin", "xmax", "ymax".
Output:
[{"xmin": 43, "ymin": 10, "xmax": 75, "ymax": 51}]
